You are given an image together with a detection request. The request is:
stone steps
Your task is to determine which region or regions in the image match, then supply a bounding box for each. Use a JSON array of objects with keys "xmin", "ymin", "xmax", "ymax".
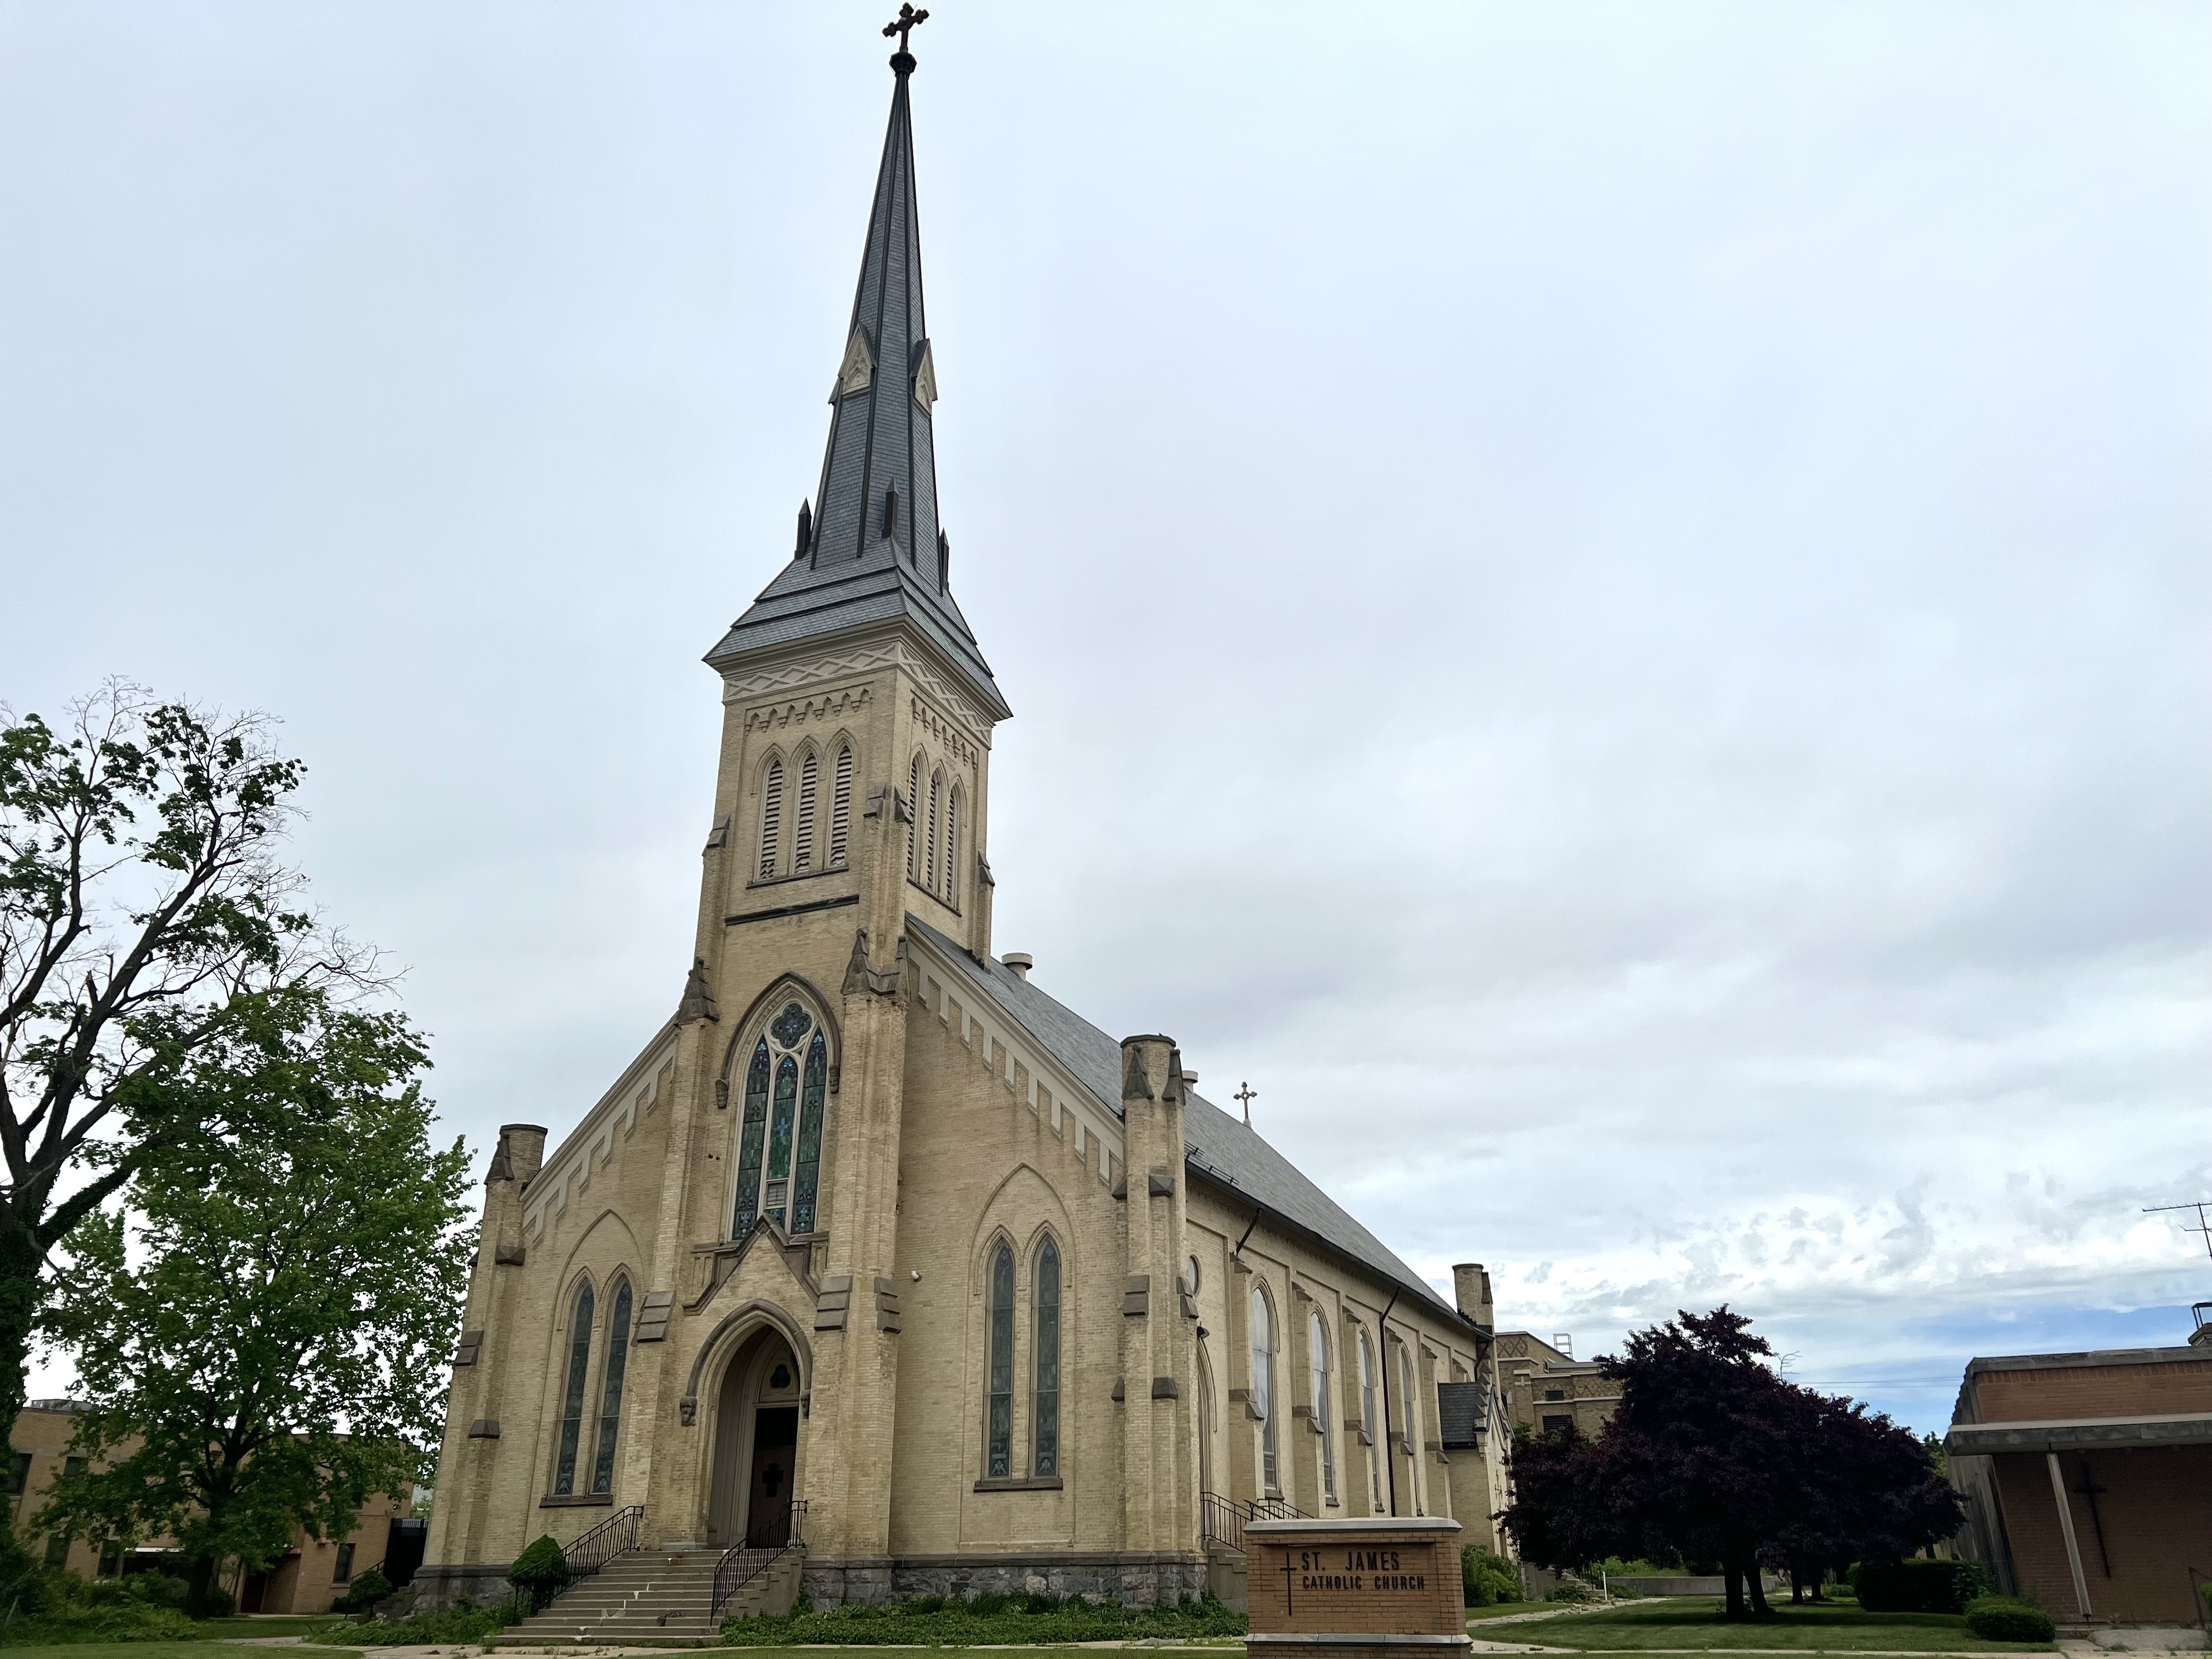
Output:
[{"xmin": 501, "ymin": 1545, "xmax": 804, "ymax": 1649}]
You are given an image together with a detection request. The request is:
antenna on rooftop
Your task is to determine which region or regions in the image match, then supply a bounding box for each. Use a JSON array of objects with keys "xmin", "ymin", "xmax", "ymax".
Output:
[{"xmin": 2144, "ymin": 1200, "xmax": 2212, "ymax": 1263}]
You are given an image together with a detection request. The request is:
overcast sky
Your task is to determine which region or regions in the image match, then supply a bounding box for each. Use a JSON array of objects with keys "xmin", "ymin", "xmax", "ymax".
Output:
[{"xmin": 4, "ymin": 1, "xmax": 2207, "ymax": 1432}]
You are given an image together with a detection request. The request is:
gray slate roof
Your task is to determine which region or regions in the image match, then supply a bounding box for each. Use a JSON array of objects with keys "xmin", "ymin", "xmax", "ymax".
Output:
[
  {"xmin": 705, "ymin": 58, "xmax": 1007, "ymax": 720},
  {"xmin": 906, "ymin": 915, "xmax": 1467, "ymax": 1329}
]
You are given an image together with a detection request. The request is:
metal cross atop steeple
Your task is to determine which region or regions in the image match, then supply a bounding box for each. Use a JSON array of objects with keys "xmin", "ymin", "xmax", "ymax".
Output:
[
  {"xmin": 1234, "ymin": 1082, "xmax": 1257, "ymax": 1126},
  {"xmin": 883, "ymin": 5, "xmax": 929, "ymax": 59}
]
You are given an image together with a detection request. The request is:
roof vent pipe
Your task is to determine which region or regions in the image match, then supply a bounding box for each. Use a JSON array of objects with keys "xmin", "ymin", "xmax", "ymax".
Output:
[{"xmin": 1002, "ymin": 952, "xmax": 1032, "ymax": 981}]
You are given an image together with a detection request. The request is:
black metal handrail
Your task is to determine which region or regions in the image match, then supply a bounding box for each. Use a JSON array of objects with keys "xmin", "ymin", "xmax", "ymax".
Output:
[
  {"xmin": 710, "ymin": 1502, "xmax": 807, "ymax": 1622},
  {"xmin": 565, "ymin": 1505, "xmax": 646, "ymax": 1579},
  {"xmin": 1200, "ymin": 1490, "xmax": 1308, "ymax": 1554},
  {"xmin": 513, "ymin": 1505, "xmax": 645, "ymax": 1615}
]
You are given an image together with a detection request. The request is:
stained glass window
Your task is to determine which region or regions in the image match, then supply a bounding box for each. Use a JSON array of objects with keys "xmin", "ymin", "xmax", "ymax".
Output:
[
  {"xmin": 1251, "ymin": 1288, "xmax": 1277, "ymax": 1493},
  {"xmin": 552, "ymin": 1282, "xmax": 594, "ymax": 1494},
  {"xmin": 1359, "ymin": 1329, "xmax": 1381, "ymax": 1510},
  {"xmin": 1033, "ymin": 1238, "xmax": 1060, "ymax": 1477},
  {"xmin": 771, "ymin": 1002, "xmax": 812, "ymax": 1048},
  {"xmin": 733, "ymin": 1041, "xmax": 769, "ymax": 1236},
  {"xmin": 792, "ymin": 1034, "xmax": 827, "ymax": 1234},
  {"xmin": 765, "ymin": 1057, "xmax": 798, "ymax": 1223},
  {"xmin": 986, "ymin": 1246, "xmax": 1014, "ymax": 1478},
  {"xmin": 1310, "ymin": 1311, "xmax": 1335, "ymax": 1501},
  {"xmin": 591, "ymin": 1281, "xmax": 633, "ymax": 1494}
]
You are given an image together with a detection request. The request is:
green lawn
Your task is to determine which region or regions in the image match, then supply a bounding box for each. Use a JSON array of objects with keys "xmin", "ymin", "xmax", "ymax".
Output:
[
  {"xmin": 199, "ymin": 1620, "xmax": 351, "ymax": 1640},
  {"xmin": 1468, "ymin": 1601, "xmax": 1556, "ymax": 1622},
  {"xmin": 1509, "ymin": 1597, "xmax": 2053, "ymax": 1652},
  {"xmin": 0, "ymin": 1647, "xmax": 353, "ymax": 1659}
]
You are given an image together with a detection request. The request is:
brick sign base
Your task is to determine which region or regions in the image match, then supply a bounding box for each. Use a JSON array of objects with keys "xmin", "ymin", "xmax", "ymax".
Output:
[{"xmin": 1244, "ymin": 1516, "xmax": 1472, "ymax": 1659}]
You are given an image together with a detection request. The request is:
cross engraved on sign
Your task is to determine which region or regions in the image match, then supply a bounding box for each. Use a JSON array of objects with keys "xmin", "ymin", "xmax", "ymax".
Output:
[{"xmin": 883, "ymin": 4, "xmax": 929, "ymax": 51}]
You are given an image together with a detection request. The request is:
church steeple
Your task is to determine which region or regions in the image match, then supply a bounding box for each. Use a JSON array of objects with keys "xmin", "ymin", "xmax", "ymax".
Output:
[{"xmin": 706, "ymin": 26, "xmax": 1009, "ymax": 721}]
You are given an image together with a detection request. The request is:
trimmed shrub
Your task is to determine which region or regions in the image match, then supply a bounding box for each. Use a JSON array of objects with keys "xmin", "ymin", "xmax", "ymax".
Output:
[
  {"xmin": 721, "ymin": 1590, "xmax": 1245, "ymax": 1646},
  {"xmin": 1461, "ymin": 1548, "xmax": 1520, "ymax": 1607},
  {"xmin": 507, "ymin": 1534, "xmax": 570, "ymax": 1612},
  {"xmin": 1545, "ymin": 1579, "xmax": 1598, "ymax": 1603},
  {"xmin": 1964, "ymin": 1596, "xmax": 2056, "ymax": 1643},
  {"xmin": 334, "ymin": 1568, "xmax": 392, "ymax": 1614},
  {"xmin": 1854, "ymin": 1560, "xmax": 1993, "ymax": 1614}
]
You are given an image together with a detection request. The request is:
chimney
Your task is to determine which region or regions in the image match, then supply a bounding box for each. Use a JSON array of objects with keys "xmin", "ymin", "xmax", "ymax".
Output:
[
  {"xmin": 1452, "ymin": 1262, "xmax": 1494, "ymax": 1324},
  {"xmin": 1002, "ymin": 952, "xmax": 1033, "ymax": 981}
]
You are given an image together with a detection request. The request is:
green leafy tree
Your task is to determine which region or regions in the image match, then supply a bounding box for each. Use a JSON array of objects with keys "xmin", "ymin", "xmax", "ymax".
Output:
[
  {"xmin": 33, "ymin": 989, "xmax": 471, "ymax": 1614},
  {"xmin": 0, "ymin": 681, "xmax": 374, "ymax": 1428}
]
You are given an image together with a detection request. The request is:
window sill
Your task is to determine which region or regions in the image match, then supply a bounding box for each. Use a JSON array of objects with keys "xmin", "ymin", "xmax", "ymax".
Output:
[
  {"xmin": 748, "ymin": 865, "xmax": 849, "ymax": 892},
  {"xmin": 905, "ymin": 876, "xmax": 961, "ymax": 916},
  {"xmin": 539, "ymin": 1493, "xmax": 614, "ymax": 1508},
  {"xmin": 973, "ymin": 1476, "xmax": 1063, "ymax": 1492}
]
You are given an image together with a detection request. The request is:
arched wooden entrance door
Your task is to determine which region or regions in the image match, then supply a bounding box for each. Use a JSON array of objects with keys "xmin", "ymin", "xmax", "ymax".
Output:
[{"xmin": 706, "ymin": 1328, "xmax": 803, "ymax": 1547}]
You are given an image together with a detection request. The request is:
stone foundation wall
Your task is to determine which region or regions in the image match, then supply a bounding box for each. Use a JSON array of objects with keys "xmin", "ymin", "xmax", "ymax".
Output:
[
  {"xmin": 403, "ymin": 1563, "xmax": 518, "ymax": 1613},
  {"xmin": 804, "ymin": 1553, "xmax": 1207, "ymax": 1608}
]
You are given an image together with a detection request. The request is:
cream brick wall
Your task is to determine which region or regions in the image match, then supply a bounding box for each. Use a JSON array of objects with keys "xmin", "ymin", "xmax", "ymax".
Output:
[{"xmin": 420, "ymin": 628, "xmax": 1511, "ymax": 1604}]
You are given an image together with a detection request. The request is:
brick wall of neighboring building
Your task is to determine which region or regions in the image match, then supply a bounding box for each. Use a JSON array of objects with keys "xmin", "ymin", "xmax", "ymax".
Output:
[
  {"xmin": 7, "ymin": 1402, "xmax": 414, "ymax": 1613},
  {"xmin": 1946, "ymin": 1345, "xmax": 2212, "ymax": 1627},
  {"xmin": 1970, "ymin": 1358, "xmax": 2210, "ymax": 1424},
  {"xmin": 1985, "ymin": 1444, "xmax": 2212, "ymax": 1624},
  {"xmin": 1495, "ymin": 1334, "xmax": 1617, "ymax": 1440}
]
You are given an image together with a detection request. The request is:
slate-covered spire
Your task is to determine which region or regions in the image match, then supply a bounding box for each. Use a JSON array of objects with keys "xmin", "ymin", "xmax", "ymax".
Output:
[{"xmin": 706, "ymin": 37, "xmax": 1008, "ymax": 720}]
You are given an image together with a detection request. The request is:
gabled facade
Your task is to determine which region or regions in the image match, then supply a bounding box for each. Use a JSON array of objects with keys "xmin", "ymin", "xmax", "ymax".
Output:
[{"xmin": 419, "ymin": 36, "xmax": 1510, "ymax": 1610}]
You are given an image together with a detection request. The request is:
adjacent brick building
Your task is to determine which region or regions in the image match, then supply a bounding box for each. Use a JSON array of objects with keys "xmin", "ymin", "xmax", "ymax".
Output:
[
  {"xmin": 1496, "ymin": 1333, "xmax": 1618, "ymax": 1439},
  {"xmin": 5, "ymin": 1399, "xmax": 419, "ymax": 1613},
  {"xmin": 1943, "ymin": 1328, "xmax": 2212, "ymax": 1626}
]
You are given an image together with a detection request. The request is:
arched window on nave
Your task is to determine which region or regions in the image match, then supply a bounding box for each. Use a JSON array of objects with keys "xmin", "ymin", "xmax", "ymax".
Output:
[{"xmin": 553, "ymin": 1280, "xmax": 595, "ymax": 1495}]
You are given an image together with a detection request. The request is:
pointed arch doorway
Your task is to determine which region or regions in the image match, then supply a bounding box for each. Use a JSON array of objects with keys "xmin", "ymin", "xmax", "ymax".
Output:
[{"xmin": 706, "ymin": 1328, "xmax": 803, "ymax": 1548}]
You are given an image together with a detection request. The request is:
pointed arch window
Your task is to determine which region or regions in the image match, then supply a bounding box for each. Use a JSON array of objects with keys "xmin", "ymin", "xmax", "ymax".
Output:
[
  {"xmin": 906, "ymin": 754, "xmax": 922, "ymax": 879},
  {"xmin": 552, "ymin": 1282, "xmax": 595, "ymax": 1495},
  {"xmin": 758, "ymin": 758, "xmax": 783, "ymax": 879},
  {"xmin": 1032, "ymin": 1238, "xmax": 1061, "ymax": 1477},
  {"xmin": 925, "ymin": 768, "xmax": 943, "ymax": 891},
  {"xmin": 791, "ymin": 1034, "xmax": 827, "ymax": 1235},
  {"xmin": 1358, "ymin": 1328, "xmax": 1381, "ymax": 1510},
  {"xmin": 590, "ymin": 1281, "xmax": 633, "ymax": 1494},
  {"xmin": 986, "ymin": 1245, "xmax": 1014, "ymax": 1479},
  {"xmin": 1251, "ymin": 1288, "xmax": 1278, "ymax": 1493},
  {"xmin": 733, "ymin": 1041, "xmax": 770, "ymax": 1236},
  {"xmin": 794, "ymin": 751, "xmax": 819, "ymax": 872},
  {"xmin": 944, "ymin": 786, "xmax": 962, "ymax": 908},
  {"xmin": 1398, "ymin": 1342, "xmax": 1421, "ymax": 1514},
  {"xmin": 829, "ymin": 744, "xmax": 854, "ymax": 867},
  {"xmin": 731, "ymin": 1001, "xmax": 828, "ymax": 1240},
  {"xmin": 1310, "ymin": 1311, "xmax": 1335, "ymax": 1502}
]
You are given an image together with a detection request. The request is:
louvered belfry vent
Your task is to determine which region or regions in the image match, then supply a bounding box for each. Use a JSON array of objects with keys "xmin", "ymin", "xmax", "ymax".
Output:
[
  {"xmin": 829, "ymin": 746, "xmax": 854, "ymax": 867},
  {"xmin": 759, "ymin": 759, "xmax": 784, "ymax": 879},
  {"xmin": 794, "ymin": 751, "xmax": 819, "ymax": 872}
]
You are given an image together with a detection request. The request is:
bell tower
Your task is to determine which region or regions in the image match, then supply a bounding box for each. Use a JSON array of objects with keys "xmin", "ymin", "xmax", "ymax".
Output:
[{"xmin": 669, "ymin": 15, "xmax": 1007, "ymax": 1585}]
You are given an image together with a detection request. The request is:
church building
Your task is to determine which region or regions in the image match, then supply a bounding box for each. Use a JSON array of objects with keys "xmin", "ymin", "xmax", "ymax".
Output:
[{"xmin": 420, "ymin": 29, "xmax": 1511, "ymax": 1620}]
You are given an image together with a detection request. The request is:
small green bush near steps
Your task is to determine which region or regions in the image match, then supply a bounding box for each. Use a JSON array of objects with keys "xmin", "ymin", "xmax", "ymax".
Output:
[
  {"xmin": 722, "ymin": 1589, "xmax": 1246, "ymax": 1646},
  {"xmin": 1964, "ymin": 1595, "xmax": 2057, "ymax": 1643},
  {"xmin": 1460, "ymin": 1548, "xmax": 1520, "ymax": 1609}
]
